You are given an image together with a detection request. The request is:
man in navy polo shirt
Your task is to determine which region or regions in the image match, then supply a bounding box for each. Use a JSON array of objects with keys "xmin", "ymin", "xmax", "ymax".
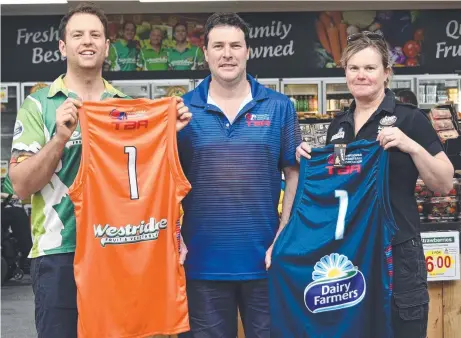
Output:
[{"xmin": 178, "ymin": 12, "xmax": 301, "ymax": 338}]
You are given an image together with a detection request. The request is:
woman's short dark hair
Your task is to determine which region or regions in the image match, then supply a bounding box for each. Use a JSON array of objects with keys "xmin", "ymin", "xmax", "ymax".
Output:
[
  {"xmin": 204, "ymin": 12, "xmax": 250, "ymax": 48},
  {"xmin": 59, "ymin": 2, "xmax": 108, "ymax": 41}
]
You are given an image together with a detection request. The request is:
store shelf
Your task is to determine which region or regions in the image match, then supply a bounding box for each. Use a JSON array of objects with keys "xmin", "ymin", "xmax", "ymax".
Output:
[
  {"xmin": 326, "ymin": 91, "xmax": 351, "ymax": 95},
  {"xmin": 299, "ymin": 118, "xmax": 333, "ymax": 124},
  {"xmin": 420, "ymin": 221, "xmax": 461, "ymax": 232}
]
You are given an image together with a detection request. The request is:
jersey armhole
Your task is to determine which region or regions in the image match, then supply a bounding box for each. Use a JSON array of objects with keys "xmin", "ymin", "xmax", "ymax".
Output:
[
  {"xmin": 284, "ymin": 155, "xmax": 308, "ymax": 226},
  {"xmin": 377, "ymin": 149, "xmax": 399, "ymax": 238},
  {"xmin": 166, "ymin": 98, "xmax": 191, "ymax": 202},
  {"xmin": 68, "ymin": 107, "xmax": 89, "ymax": 199}
]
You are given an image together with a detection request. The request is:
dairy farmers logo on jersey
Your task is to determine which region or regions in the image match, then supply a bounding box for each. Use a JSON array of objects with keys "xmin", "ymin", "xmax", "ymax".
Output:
[
  {"xmin": 245, "ymin": 113, "xmax": 271, "ymax": 127},
  {"xmin": 94, "ymin": 217, "xmax": 168, "ymax": 247},
  {"xmin": 304, "ymin": 253, "xmax": 366, "ymax": 313}
]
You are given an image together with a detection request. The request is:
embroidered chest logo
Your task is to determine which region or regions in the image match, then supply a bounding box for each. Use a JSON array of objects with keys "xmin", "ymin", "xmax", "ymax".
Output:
[
  {"xmin": 331, "ymin": 127, "xmax": 345, "ymax": 141},
  {"xmin": 245, "ymin": 113, "xmax": 271, "ymax": 127},
  {"xmin": 378, "ymin": 115, "xmax": 397, "ymax": 132}
]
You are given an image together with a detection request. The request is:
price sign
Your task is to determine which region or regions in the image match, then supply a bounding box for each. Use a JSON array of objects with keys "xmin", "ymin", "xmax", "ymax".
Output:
[
  {"xmin": 421, "ymin": 231, "xmax": 460, "ymax": 281},
  {"xmin": 0, "ymin": 85, "xmax": 8, "ymax": 103}
]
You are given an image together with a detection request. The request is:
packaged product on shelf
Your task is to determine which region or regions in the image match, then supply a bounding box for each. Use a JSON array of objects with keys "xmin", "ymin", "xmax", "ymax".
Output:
[
  {"xmin": 430, "ymin": 108, "xmax": 452, "ymax": 120},
  {"xmin": 428, "ymin": 106, "xmax": 459, "ymax": 142},
  {"xmin": 416, "ymin": 199, "xmax": 426, "ymax": 222},
  {"xmin": 415, "ymin": 178, "xmax": 432, "ymax": 199},
  {"xmin": 313, "ymin": 123, "xmax": 330, "ymax": 133},
  {"xmin": 437, "ymin": 129, "xmax": 459, "ymax": 142},
  {"xmin": 432, "ymin": 119, "xmax": 455, "ymax": 131},
  {"xmin": 315, "ymin": 134, "xmax": 327, "ymax": 145},
  {"xmin": 427, "ymin": 196, "xmax": 458, "ymax": 222}
]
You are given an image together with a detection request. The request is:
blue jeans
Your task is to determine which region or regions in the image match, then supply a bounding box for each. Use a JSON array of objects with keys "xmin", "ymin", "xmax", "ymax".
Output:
[
  {"xmin": 31, "ymin": 253, "xmax": 77, "ymax": 338},
  {"xmin": 180, "ymin": 279, "xmax": 270, "ymax": 338}
]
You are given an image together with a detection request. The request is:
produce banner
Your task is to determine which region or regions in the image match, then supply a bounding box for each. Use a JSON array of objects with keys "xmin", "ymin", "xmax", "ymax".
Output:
[
  {"xmin": 312, "ymin": 10, "xmax": 425, "ymax": 68},
  {"xmin": 1, "ymin": 9, "xmax": 460, "ymax": 82}
]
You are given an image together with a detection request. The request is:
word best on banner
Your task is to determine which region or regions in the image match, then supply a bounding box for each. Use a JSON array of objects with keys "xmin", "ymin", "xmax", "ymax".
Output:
[{"xmin": 421, "ymin": 231, "xmax": 460, "ymax": 282}]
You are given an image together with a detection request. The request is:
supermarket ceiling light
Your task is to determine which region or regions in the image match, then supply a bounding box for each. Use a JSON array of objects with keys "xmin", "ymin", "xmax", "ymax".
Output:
[{"xmin": 0, "ymin": 0, "xmax": 67, "ymax": 4}]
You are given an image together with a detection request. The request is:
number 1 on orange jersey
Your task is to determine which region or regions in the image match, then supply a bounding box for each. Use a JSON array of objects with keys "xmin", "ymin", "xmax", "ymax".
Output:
[{"xmin": 124, "ymin": 146, "xmax": 139, "ymax": 200}]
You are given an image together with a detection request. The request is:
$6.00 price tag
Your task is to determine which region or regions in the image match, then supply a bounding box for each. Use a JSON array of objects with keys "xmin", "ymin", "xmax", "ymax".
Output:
[{"xmin": 421, "ymin": 231, "xmax": 460, "ymax": 282}]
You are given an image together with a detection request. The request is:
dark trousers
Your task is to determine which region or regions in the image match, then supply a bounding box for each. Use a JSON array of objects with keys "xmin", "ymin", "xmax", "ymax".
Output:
[
  {"xmin": 180, "ymin": 279, "xmax": 270, "ymax": 338},
  {"xmin": 391, "ymin": 236, "xmax": 429, "ymax": 338},
  {"xmin": 31, "ymin": 253, "xmax": 77, "ymax": 338}
]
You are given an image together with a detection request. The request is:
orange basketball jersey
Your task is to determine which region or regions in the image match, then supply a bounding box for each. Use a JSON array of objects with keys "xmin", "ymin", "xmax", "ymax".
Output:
[{"xmin": 69, "ymin": 97, "xmax": 191, "ymax": 338}]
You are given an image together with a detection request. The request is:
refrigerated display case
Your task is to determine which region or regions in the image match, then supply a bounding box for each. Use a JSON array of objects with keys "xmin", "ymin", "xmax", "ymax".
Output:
[
  {"xmin": 257, "ymin": 78, "xmax": 280, "ymax": 92},
  {"xmin": 21, "ymin": 81, "xmax": 52, "ymax": 103},
  {"xmin": 1, "ymin": 83, "xmax": 20, "ymax": 164},
  {"xmin": 151, "ymin": 80, "xmax": 194, "ymax": 99},
  {"xmin": 111, "ymin": 81, "xmax": 151, "ymax": 99},
  {"xmin": 390, "ymin": 76, "xmax": 415, "ymax": 95},
  {"xmin": 416, "ymin": 75, "xmax": 460, "ymax": 113},
  {"xmin": 322, "ymin": 78, "xmax": 352, "ymax": 117},
  {"xmin": 281, "ymin": 79, "xmax": 322, "ymax": 120}
]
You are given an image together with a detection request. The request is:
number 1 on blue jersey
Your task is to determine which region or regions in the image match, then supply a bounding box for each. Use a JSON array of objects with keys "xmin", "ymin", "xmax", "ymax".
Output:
[{"xmin": 335, "ymin": 190, "xmax": 348, "ymax": 240}]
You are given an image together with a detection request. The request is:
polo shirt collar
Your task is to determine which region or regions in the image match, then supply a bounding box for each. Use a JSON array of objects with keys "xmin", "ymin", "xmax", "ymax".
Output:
[
  {"xmin": 47, "ymin": 74, "xmax": 127, "ymax": 99},
  {"xmin": 344, "ymin": 88, "xmax": 397, "ymax": 125},
  {"xmin": 190, "ymin": 74, "xmax": 269, "ymax": 108}
]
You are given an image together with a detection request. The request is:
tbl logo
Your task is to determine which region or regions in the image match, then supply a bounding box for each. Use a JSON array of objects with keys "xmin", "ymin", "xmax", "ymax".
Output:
[
  {"xmin": 304, "ymin": 253, "xmax": 366, "ymax": 313},
  {"xmin": 245, "ymin": 113, "xmax": 271, "ymax": 127},
  {"xmin": 109, "ymin": 109, "xmax": 128, "ymax": 120}
]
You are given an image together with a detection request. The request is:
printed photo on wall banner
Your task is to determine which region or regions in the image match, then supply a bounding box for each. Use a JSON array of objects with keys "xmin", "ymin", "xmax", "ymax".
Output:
[
  {"xmin": 105, "ymin": 13, "xmax": 209, "ymax": 72},
  {"xmin": 312, "ymin": 10, "xmax": 424, "ymax": 68},
  {"xmin": 1, "ymin": 9, "xmax": 459, "ymax": 81}
]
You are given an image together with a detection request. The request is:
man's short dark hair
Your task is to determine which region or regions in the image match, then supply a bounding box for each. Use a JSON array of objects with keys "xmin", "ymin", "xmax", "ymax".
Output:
[
  {"xmin": 204, "ymin": 12, "xmax": 250, "ymax": 48},
  {"xmin": 59, "ymin": 2, "xmax": 108, "ymax": 41}
]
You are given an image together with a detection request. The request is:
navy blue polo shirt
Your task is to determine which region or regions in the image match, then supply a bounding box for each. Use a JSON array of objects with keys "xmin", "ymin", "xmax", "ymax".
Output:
[{"xmin": 178, "ymin": 74, "xmax": 301, "ymax": 281}]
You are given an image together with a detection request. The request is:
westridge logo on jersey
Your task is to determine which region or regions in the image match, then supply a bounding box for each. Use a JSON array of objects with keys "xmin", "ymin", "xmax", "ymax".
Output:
[
  {"xmin": 94, "ymin": 217, "xmax": 168, "ymax": 247},
  {"xmin": 304, "ymin": 253, "xmax": 366, "ymax": 313}
]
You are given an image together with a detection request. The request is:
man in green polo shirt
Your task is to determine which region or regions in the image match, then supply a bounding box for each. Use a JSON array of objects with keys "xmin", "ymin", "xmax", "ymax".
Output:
[
  {"xmin": 168, "ymin": 22, "xmax": 205, "ymax": 71},
  {"xmin": 108, "ymin": 21, "xmax": 138, "ymax": 71},
  {"xmin": 138, "ymin": 27, "xmax": 168, "ymax": 71},
  {"xmin": 8, "ymin": 3, "xmax": 191, "ymax": 338}
]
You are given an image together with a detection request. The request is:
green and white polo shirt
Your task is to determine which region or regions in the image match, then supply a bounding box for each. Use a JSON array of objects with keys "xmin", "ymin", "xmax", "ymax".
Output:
[
  {"xmin": 168, "ymin": 44, "xmax": 204, "ymax": 71},
  {"xmin": 137, "ymin": 45, "xmax": 168, "ymax": 71},
  {"xmin": 11, "ymin": 74, "xmax": 126, "ymax": 258},
  {"xmin": 108, "ymin": 39, "xmax": 138, "ymax": 71}
]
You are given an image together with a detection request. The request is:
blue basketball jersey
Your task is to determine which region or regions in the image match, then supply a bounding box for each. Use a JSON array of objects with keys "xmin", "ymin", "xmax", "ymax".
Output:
[{"xmin": 269, "ymin": 140, "xmax": 398, "ymax": 338}]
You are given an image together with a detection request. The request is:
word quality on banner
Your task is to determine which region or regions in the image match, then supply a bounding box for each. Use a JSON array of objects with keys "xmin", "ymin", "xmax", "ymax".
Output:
[{"xmin": 421, "ymin": 231, "xmax": 460, "ymax": 282}]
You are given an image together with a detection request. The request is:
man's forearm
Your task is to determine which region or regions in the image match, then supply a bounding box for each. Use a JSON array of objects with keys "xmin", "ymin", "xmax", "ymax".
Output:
[{"xmin": 10, "ymin": 137, "xmax": 67, "ymax": 199}]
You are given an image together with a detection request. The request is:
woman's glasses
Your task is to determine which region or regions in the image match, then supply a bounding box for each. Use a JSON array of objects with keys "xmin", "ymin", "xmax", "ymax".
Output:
[{"xmin": 347, "ymin": 31, "xmax": 385, "ymax": 44}]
